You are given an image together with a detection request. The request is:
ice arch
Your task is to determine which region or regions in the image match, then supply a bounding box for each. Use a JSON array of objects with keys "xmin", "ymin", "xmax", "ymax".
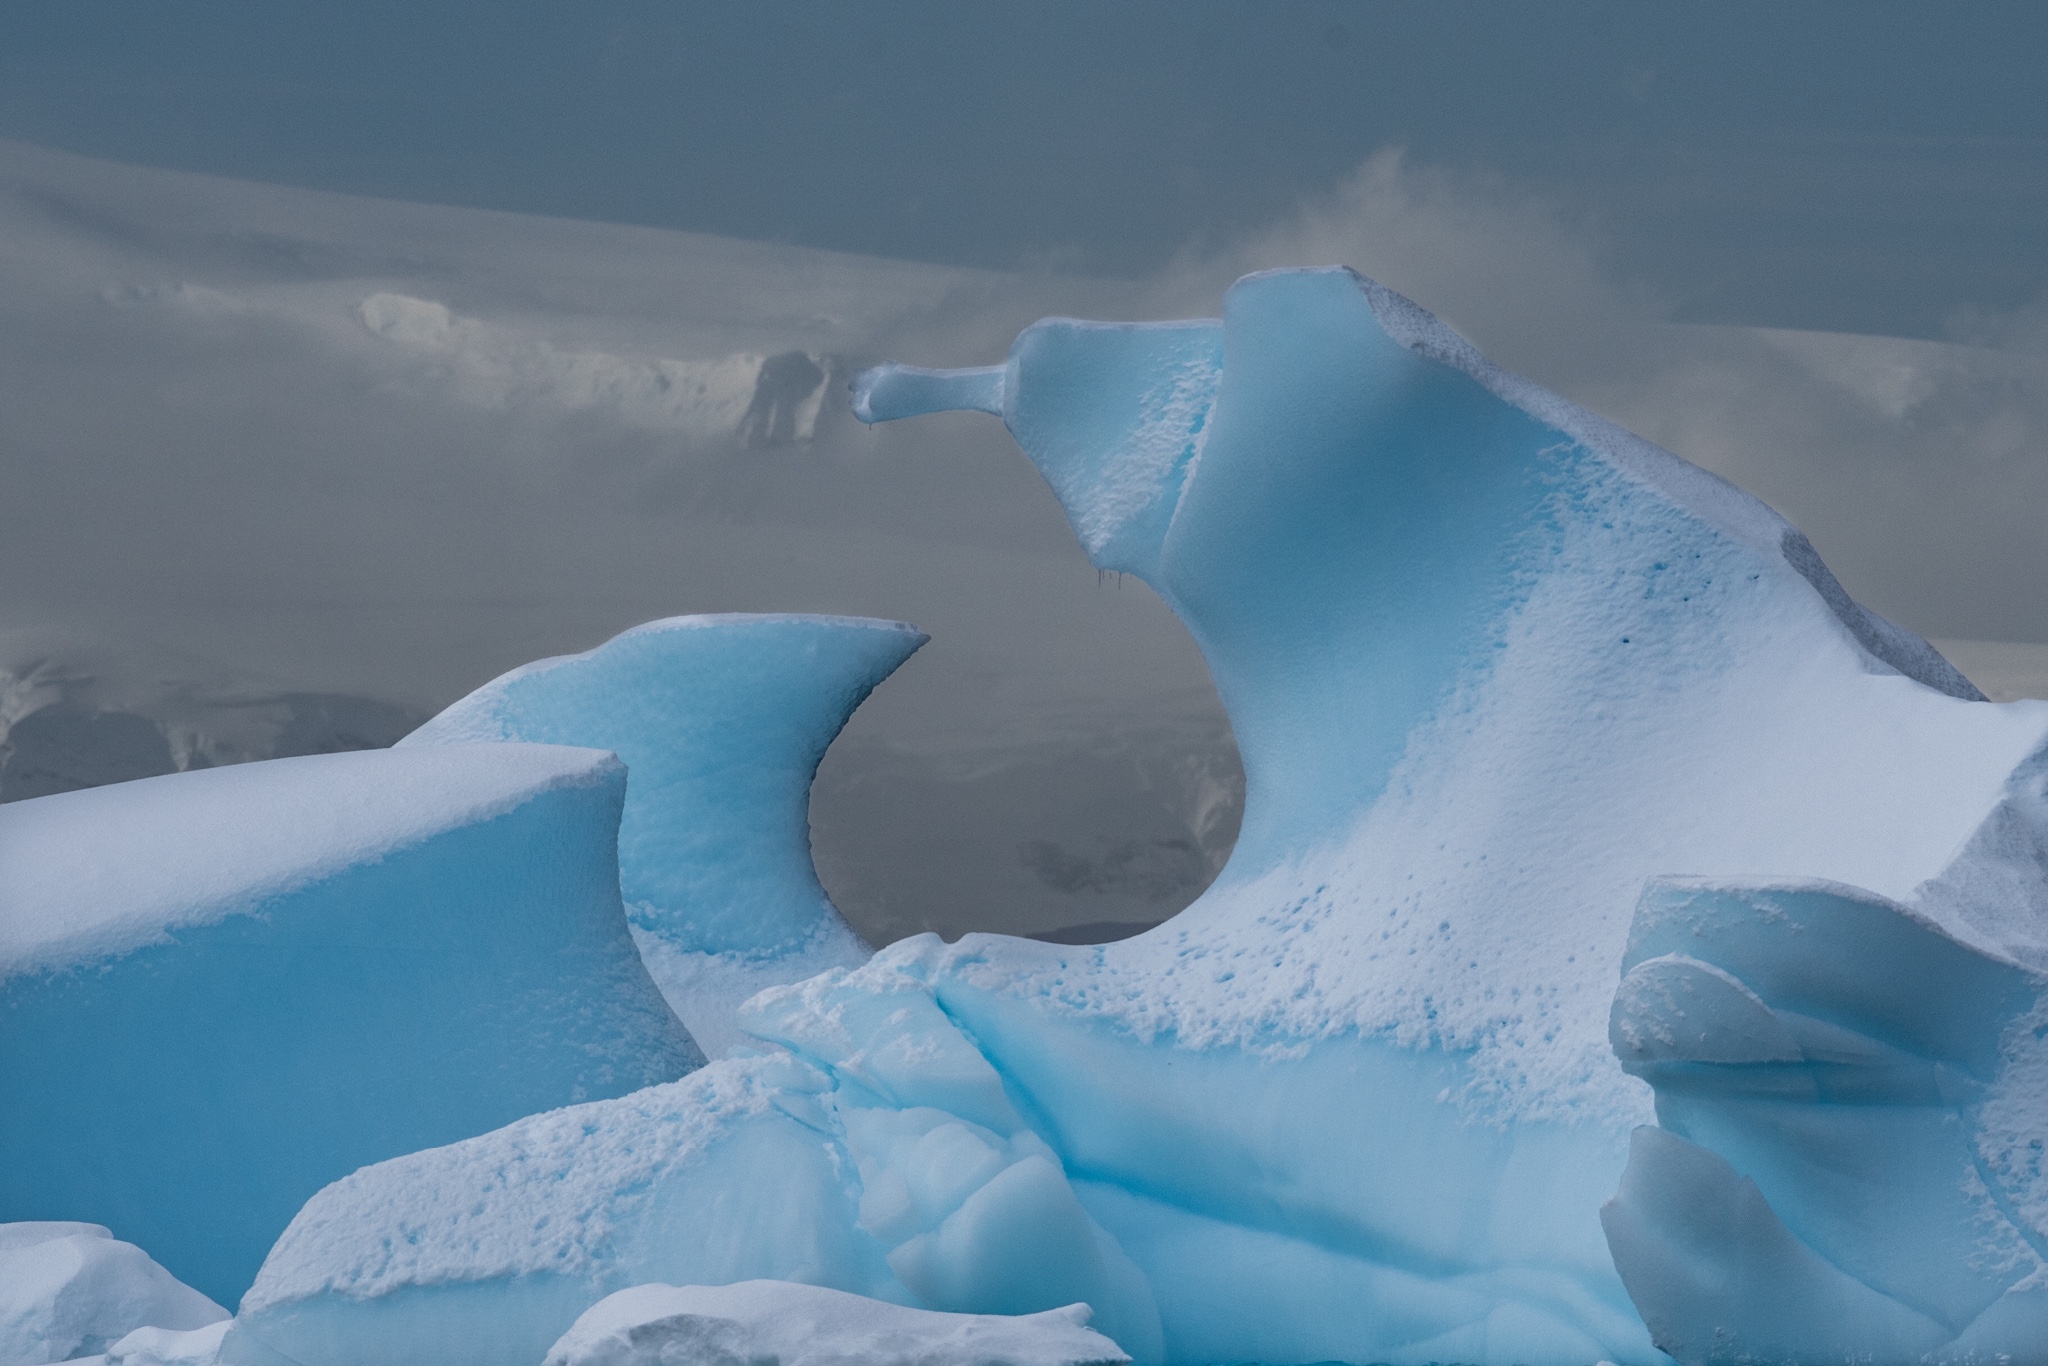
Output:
[{"xmin": 230, "ymin": 268, "xmax": 2048, "ymax": 1366}]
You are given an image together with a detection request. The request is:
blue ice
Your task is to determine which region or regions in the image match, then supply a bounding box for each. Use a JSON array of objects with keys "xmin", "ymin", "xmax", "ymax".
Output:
[
  {"xmin": 0, "ymin": 743, "xmax": 699, "ymax": 1306},
  {"xmin": 400, "ymin": 613, "xmax": 924, "ymax": 1055},
  {"xmin": 38, "ymin": 268, "xmax": 2048, "ymax": 1365}
]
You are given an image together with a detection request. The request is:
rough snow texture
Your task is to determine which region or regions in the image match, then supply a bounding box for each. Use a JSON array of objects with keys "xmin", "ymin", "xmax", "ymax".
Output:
[
  {"xmin": 229, "ymin": 989, "xmax": 1163, "ymax": 1366},
  {"xmin": 228, "ymin": 269, "xmax": 2048, "ymax": 1364},
  {"xmin": 400, "ymin": 614, "xmax": 923, "ymax": 1054},
  {"xmin": 0, "ymin": 742, "xmax": 610, "ymax": 979},
  {"xmin": 83, "ymin": 1320, "xmax": 233, "ymax": 1366},
  {"xmin": 243, "ymin": 1058, "xmax": 813, "ymax": 1308},
  {"xmin": 0, "ymin": 745, "xmax": 700, "ymax": 1306},
  {"xmin": 0, "ymin": 1223, "xmax": 226, "ymax": 1366},
  {"xmin": 543, "ymin": 1281, "xmax": 1129, "ymax": 1366}
]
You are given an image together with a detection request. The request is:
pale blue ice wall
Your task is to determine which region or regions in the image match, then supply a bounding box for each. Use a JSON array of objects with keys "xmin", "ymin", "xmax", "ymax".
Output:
[
  {"xmin": 1602, "ymin": 878, "xmax": 2048, "ymax": 1362},
  {"xmin": 0, "ymin": 745, "xmax": 700, "ymax": 1306}
]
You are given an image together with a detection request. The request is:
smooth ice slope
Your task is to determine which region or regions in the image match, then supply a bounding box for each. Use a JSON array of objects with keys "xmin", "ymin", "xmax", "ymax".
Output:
[
  {"xmin": 544, "ymin": 1281, "xmax": 1129, "ymax": 1366},
  {"xmin": 0, "ymin": 744, "xmax": 700, "ymax": 1306},
  {"xmin": 0, "ymin": 1223, "xmax": 227, "ymax": 1365},
  {"xmin": 1601, "ymin": 878, "xmax": 2048, "ymax": 1363},
  {"xmin": 400, "ymin": 614, "xmax": 924, "ymax": 1055},
  {"xmin": 230, "ymin": 268, "xmax": 2048, "ymax": 1364}
]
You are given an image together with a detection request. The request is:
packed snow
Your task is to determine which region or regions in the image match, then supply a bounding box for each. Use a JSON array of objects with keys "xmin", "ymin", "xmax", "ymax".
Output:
[
  {"xmin": 0, "ymin": 1223, "xmax": 226, "ymax": 1366},
  {"xmin": 401, "ymin": 614, "xmax": 922, "ymax": 1055},
  {"xmin": 541, "ymin": 1281, "xmax": 1129, "ymax": 1366},
  {"xmin": 80, "ymin": 1321, "xmax": 233, "ymax": 1366}
]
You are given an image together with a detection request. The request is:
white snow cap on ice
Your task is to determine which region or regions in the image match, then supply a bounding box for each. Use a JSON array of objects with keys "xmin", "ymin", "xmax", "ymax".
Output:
[
  {"xmin": 543, "ymin": 1281, "xmax": 1130, "ymax": 1366},
  {"xmin": 0, "ymin": 1224, "xmax": 226, "ymax": 1366},
  {"xmin": 0, "ymin": 742, "xmax": 619, "ymax": 980}
]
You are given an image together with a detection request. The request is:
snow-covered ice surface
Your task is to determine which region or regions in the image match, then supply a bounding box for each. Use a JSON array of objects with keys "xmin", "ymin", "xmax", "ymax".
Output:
[
  {"xmin": 228, "ymin": 1001, "xmax": 1164, "ymax": 1366},
  {"xmin": 0, "ymin": 1223, "xmax": 227, "ymax": 1366},
  {"xmin": 0, "ymin": 744, "xmax": 700, "ymax": 1307},
  {"xmin": 400, "ymin": 613, "xmax": 922, "ymax": 1056},
  {"xmin": 543, "ymin": 1281, "xmax": 1129, "ymax": 1366},
  {"xmin": 225, "ymin": 266, "xmax": 2048, "ymax": 1366},
  {"xmin": 80, "ymin": 1321, "xmax": 233, "ymax": 1366}
]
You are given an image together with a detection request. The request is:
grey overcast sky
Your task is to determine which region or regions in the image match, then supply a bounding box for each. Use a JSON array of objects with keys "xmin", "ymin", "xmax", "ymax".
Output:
[{"xmin": 3, "ymin": 1, "xmax": 2046, "ymax": 338}]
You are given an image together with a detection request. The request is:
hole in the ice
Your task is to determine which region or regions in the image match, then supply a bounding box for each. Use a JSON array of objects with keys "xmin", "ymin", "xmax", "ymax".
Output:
[
  {"xmin": 809, "ymin": 551, "xmax": 1244, "ymax": 948},
  {"xmin": 811, "ymin": 659, "xmax": 1245, "ymax": 948}
]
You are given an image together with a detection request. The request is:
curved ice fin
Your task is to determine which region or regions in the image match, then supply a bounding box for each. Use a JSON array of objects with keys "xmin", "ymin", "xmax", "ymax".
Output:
[
  {"xmin": 852, "ymin": 363, "xmax": 1005, "ymax": 424},
  {"xmin": 1610, "ymin": 954, "xmax": 1804, "ymax": 1068},
  {"xmin": 401, "ymin": 613, "xmax": 927, "ymax": 1056}
]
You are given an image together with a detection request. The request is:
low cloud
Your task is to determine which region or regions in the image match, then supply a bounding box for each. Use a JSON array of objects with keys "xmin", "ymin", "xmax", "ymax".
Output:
[
  {"xmin": 1139, "ymin": 148, "xmax": 2048, "ymax": 644},
  {"xmin": 356, "ymin": 292, "xmax": 841, "ymax": 445},
  {"xmin": 3, "ymin": 136, "xmax": 2044, "ymax": 939}
]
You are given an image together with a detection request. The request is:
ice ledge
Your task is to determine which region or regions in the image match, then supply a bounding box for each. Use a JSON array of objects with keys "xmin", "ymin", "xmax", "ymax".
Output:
[{"xmin": 0, "ymin": 742, "xmax": 620, "ymax": 980}]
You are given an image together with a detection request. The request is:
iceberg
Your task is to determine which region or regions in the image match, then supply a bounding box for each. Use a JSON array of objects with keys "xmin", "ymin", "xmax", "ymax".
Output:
[
  {"xmin": 398, "ymin": 613, "xmax": 925, "ymax": 1056},
  {"xmin": 0, "ymin": 744, "xmax": 700, "ymax": 1307},
  {"xmin": 205, "ymin": 267, "xmax": 2048, "ymax": 1364},
  {"xmin": 542, "ymin": 1280, "xmax": 1129, "ymax": 1366},
  {"xmin": 0, "ymin": 1223, "xmax": 227, "ymax": 1366}
]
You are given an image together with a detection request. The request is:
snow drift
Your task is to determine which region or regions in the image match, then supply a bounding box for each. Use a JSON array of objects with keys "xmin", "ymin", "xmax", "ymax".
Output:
[
  {"xmin": 0, "ymin": 1223, "xmax": 227, "ymax": 1366},
  {"xmin": 542, "ymin": 1280, "xmax": 1129, "ymax": 1366}
]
